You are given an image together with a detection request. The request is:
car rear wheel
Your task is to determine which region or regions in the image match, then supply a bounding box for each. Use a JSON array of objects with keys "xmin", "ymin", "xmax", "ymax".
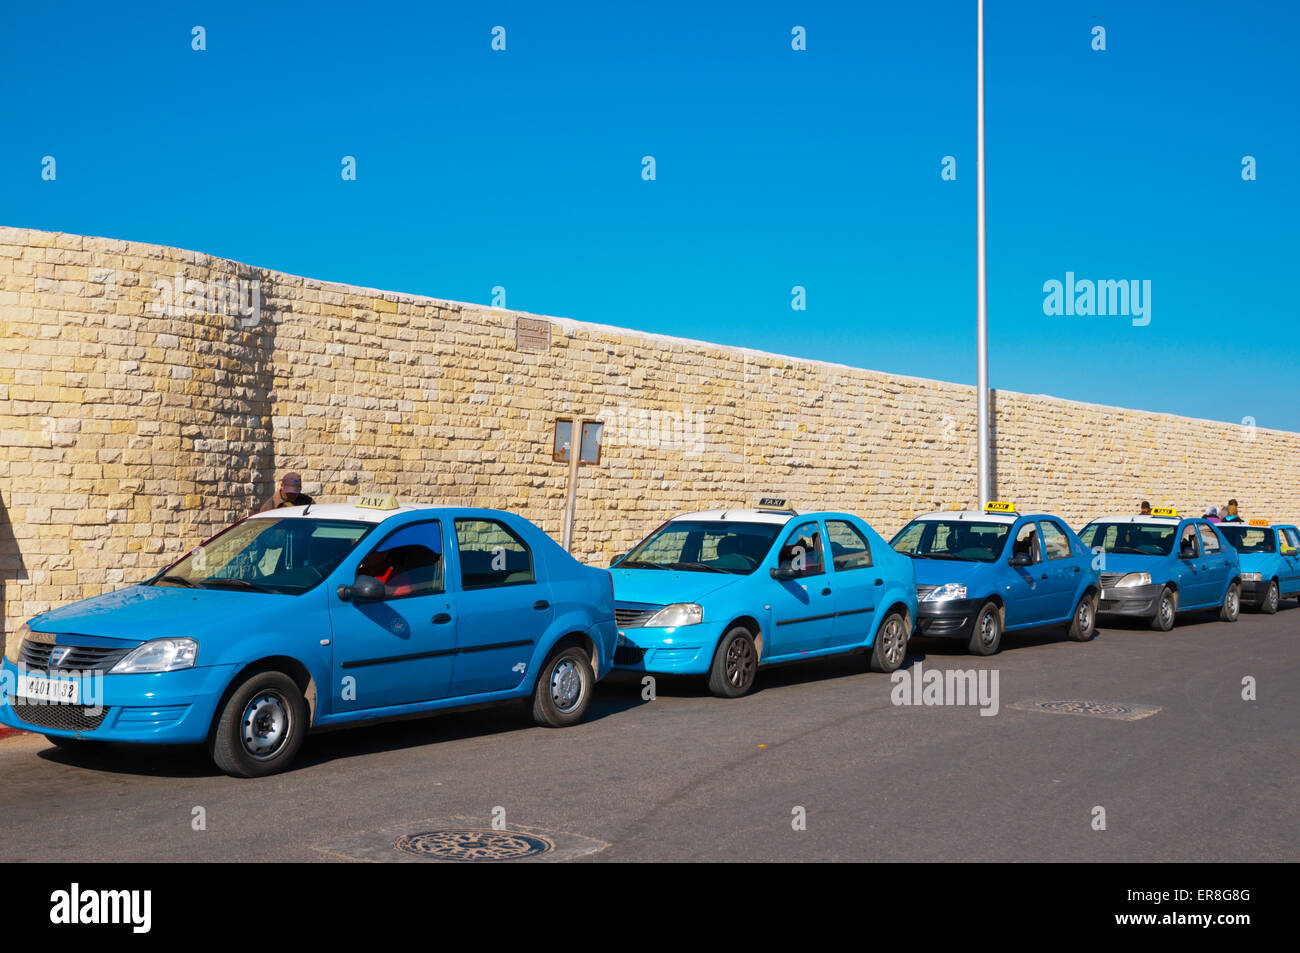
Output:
[
  {"xmin": 1150, "ymin": 587, "xmax": 1177, "ymax": 631},
  {"xmin": 208, "ymin": 671, "xmax": 307, "ymax": 778},
  {"xmin": 868, "ymin": 610, "xmax": 909, "ymax": 673},
  {"xmin": 1218, "ymin": 582, "xmax": 1240, "ymax": 622},
  {"xmin": 967, "ymin": 602, "xmax": 1002, "ymax": 656},
  {"xmin": 532, "ymin": 643, "xmax": 594, "ymax": 728},
  {"xmin": 707, "ymin": 625, "xmax": 759, "ymax": 698},
  {"xmin": 1065, "ymin": 590, "xmax": 1098, "ymax": 642},
  {"xmin": 1261, "ymin": 581, "xmax": 1279, "ymax": 615}
]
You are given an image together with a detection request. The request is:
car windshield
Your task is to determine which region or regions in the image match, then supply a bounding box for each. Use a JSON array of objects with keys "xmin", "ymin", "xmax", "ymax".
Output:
[
  {"xmin": 154, "ymin": 517, "xmax": 374, "ymax": 595},
  {"xmin": 890, "ymin": 520, "xmax": 1010, "ymax": 563},
  {"xmin": 621, "ymin": 520, "xmax": 781, "ymax": 575},
  {"xmin": 1217, "ymin": 525, "xmax": 1275, "ymax": 554},
  {"xmin": 1078, "ymin": 522, "xmax": 1176, "ymax": 556}
]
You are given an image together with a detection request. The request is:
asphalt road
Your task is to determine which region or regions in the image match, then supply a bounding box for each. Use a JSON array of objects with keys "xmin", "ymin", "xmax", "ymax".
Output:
[{"xmin": 2, "ymin": 605, "xmax": 1296, "ymax": 863}]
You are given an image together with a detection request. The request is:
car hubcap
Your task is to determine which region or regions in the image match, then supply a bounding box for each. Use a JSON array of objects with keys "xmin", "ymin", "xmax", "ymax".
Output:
[
  {"xmin": 1269, "ymin": 586, "xmax": 1278, "ymax": 611},
  {"xmin": 981, "ymin": 612, "xmax": 997, "ymax": 645},
  {"xmin": 1078, "ymin": 599, "xmax": 1093, "ymax": 633},
  {"xmin": 726, "ymin": 637, "xmax": 755, "ymax": 686},
  {"xmin": 242, "ymin": 692, "xmax": 289, "ymax": 759},
  {"xmin": 551, "ymin": 659, "xmax": 583, "ymax": 712},
  {"xmin": 882, "ymin": 619, "xmax": 905, "ymax": 666},
  {"xmin": 1227, "ymin": 589, "xmax": 1238, "ymax": 617},
  {"xmin": 1161, "ymin": 598, "xmax": 1173, "ymax": 625}
]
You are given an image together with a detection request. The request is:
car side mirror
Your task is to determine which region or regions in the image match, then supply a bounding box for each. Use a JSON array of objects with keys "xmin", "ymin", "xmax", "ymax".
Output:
[
  {"xmin": 609, "ymin": 553, "xmax": 624, "ymax": 568},
  {"xmin": 1009, "ymin": 552, "xmax": 1032, "ymax": 567},
  {"xmin": 338, "ymin": 574, "xmax": 386, "ymax": 602},
  {"xmin": 770, "ymin": 566, "xmax": 797, "ymax": 581}
]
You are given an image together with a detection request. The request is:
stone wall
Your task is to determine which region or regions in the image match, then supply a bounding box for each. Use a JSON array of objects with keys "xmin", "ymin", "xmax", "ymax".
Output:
[{"xmin": 2, "ymin": 226, "xmax": 1297, "ymax": 641}]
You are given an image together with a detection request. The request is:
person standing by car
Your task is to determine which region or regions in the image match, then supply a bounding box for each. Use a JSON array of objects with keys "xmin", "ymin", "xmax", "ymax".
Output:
[
  {"xmin": 1223, "ymin": 499, "xmax": 1242, "ymax": 522},
  {"xmin": 1204, "ymin": 505, "xmax": 1222, "ymax": 524},
  {"xmin": 259, "ymin": 472, "xmax": 315, "ymax": 512},
  {"xmin": 1139, "ymin": 500, "xmax": 1152, "ymax": 515}
]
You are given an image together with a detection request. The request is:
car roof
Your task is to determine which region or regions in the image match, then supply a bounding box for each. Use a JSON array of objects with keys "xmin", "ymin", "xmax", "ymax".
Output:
[
  {"xmin": 909, "ymin": 510, "xmax": 1021, "ymax": 526},
  {"xmin": 1089, "ymin": 515, "xmax": 1192, "ymax": 526},
  {"xmin": 670, "ymin": 508, "xmax": 798, "ymax": 526},
  {"xmin": 247, "ymin": 501, "xmax": 436, "ymax": 525}
]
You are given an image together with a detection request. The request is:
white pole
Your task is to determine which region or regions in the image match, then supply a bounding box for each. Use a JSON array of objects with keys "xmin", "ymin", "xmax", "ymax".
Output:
[{"xmin": 976, "ymin": 0, "xmax": 991, "ymax": 507}]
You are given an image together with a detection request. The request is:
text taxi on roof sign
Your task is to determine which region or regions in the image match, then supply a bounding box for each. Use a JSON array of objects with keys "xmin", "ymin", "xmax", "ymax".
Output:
[
  {"xmin": 0, "ymin": 492, "xmax": 617, "ymax": 777},
  {"xmin": 889, "ymin": 502, "xmax": 1102, "ymax": 655},
  {"xmin": 608, "ymin": 497, "xmax": 917, "ymax": 697},
  {"xmin": 1078, "ymin": 507, "xmax": 1242, "ymax": 630}
]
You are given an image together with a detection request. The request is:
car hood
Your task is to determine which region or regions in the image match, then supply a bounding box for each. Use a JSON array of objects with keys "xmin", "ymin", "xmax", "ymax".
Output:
[
  {"xmin": 26, "ymin": 584, "xmax": 301, "ymax": 646},
  {"xmin": 1097, "ymin": 553, "xmax": 1168, "ymax": 575},
  {"xmin": 611, "ymin": 567, "xmax": 744, "ymax": 605},
  {"xmin": 910, "ymin": 559, "xmax": 993, "ymax": 587}
]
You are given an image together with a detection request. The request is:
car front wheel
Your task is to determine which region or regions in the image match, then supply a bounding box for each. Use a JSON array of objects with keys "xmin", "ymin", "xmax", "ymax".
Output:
[
  {"xmin": 1261, "ymin": 581, "xmax": 1279, "ymax": 615},
  {"xmin": 967, "ymin": 602, "xmax": 1002, "ymax": 656},
  {"xmin": 1150, "ymin": 587, "xmax": 1177, "ymax": 631},
  {"xmin": 707, "ymin": 625, "xmax": 759, "ymax": 698},
  {"xmin": 208, "ymin": 671, "xmax": 308, "ymax": 778}
]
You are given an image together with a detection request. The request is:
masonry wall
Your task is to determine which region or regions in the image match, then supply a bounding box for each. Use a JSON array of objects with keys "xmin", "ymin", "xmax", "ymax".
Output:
[{"xmin": 2, "ymin": 226, "xmax": 1297, "ymax": 642}]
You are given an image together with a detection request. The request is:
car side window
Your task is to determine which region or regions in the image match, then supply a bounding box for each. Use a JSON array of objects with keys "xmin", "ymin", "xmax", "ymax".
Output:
[
  {"xmin": 455, "ymin": 518, "xmax": 536, "ymax": 590},
  {"xmin": 1039, "ymin": 521, "xmax": 1072, "ymax": 560},
  {"xmin": 1197, "ymin": 524, "xmax": 1221, "ymax": 554},
  {"xmin": 356, "ymin": 521, "xmax": 444, "ymax": 598},
  {"xmin": 1012, "ymin": 522, "xmax": 1040, "ymax": 563},
  {"xmin": 778, "ymin": 521, "xmax": 826, "ymax": 577},
  {"xmin": 1178, "ymin": 524, "xmax": 1200, "ymax": 558},
  {"xmin": 1284, "ymin": 528, "xmax": 1300, "ymax": 553},
  {"xmin": 826, "ymin": 520, "xmax": 872, "ymax": 570}
]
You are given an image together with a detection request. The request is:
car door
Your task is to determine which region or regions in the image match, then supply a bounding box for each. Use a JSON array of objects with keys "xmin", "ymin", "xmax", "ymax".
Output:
[
  {"xmin": 767, "ymin": 519, "xmax": 835, "ymax": 656},
  {"xmin": 1036, "ymin": 519, "xmax": 1080, "ymax": 622},
  {"xmin": 449, "ymin": 516, "xmax": 553, "ymax": 696},
  {"xmin": 1003, "ymin": 520, "xmax": 1045, "ymax": 628},
  {"xmin": 825, "ymin": 519, "xmax": 880, "ymax": 648},
  {"xmin": 1174, "ymin": 522, "xmax": 1211, "ymax": 607},
  {"xmin": 1196, "ymin": 523, "xmax": 1232, "ymax": 603},
  {"xmin": 329, "ymin": 519, "xmax": 456, "ymax": 713},
  {"xmin": 1279, "ymin": 528, "xmax": 1300, "ymax": 595}
]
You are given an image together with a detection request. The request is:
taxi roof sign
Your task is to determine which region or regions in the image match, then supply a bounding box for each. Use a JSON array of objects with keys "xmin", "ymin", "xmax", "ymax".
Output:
[
  {"xmin": 983, "ymin": 501, "xmax": 1015, "ymax": 514},
  {"xmin": 757, "ymin": 497, "xmax": 790, "ymax": 510},
  {"xmin": 356, "ymin": 493, "xmax": 399, "ymax": 511},
  {"xmin": 1248, "ymin": 518, "xmax": 1269, "ymax": 527},
  {"xmin": 1150, "ymin": 506, "xmax": 1178, "ymax": 518}
]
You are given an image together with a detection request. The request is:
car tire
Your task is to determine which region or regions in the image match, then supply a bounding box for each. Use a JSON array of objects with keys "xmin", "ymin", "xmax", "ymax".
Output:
[
  {"xmin": 1261, "ymin": 581, "xmax": 1279, "ymax": 615},
  {"xmin": 967, "ymin": 601, "xmax": 1002, "ymax": 656},
  {"xmin": 1065, "ymin": 590, "xmax": 1099, "ymax": 642},
  {"xmin": 868, "ymin": 609, "xmax": 910, "ymax": 673},
  {"xmin": 531, "ymin": 643, "xmax": 594, "ymax": 728},
  {"xmin": 208, "ymin": 670, "xmax": 308, "ymax": 778},
  {"xmin": 1218, "ymin": 582, "xmax": 1241, "ymax": 622},
  {"xmin": 1150, "ymin": 587, "xmax": 1177, "ymax": 631},
  {"xmin": 707, "ymin": 625, "xmax": 759, "ymax": 698}
]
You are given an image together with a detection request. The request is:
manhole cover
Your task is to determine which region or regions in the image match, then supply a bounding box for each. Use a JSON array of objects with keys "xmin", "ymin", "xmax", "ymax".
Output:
[
  {"xmin": 394, "ymin": 829, "xmax": 555, "ymax": 862},
  {"xmin": 1009, "ymin": 698, "xmax": 1161, "ymax": 721}
]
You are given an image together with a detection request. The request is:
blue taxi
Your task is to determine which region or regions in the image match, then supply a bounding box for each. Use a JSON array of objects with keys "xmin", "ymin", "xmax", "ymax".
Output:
[
  {"xmin": 1216, "ymin": 520, "xmax": 1300, "ymax": 614},
  {"xmin": 0, "ymin": 496, "xmax": 617, "ymax": 777},
  {"xmin": 889, "ymin": 502, "xmax": 1101, "ymax": 655},
  {"xmin": 1078, "ymin": 508, "xmax": 1241, "ymax": 630},
  {"xmin": 609, "ymin": 501, "xmax": 916, "ymax": 697}
]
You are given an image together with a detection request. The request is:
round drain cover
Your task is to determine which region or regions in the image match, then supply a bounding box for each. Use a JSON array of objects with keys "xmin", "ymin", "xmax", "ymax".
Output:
[
  {"xmin": 394, "ymin": 829, "xmax": 555, "ymax": 862},
  {"xmin": 1036, "ymin": 700, "xmax": 1131, "ymax": 716}
]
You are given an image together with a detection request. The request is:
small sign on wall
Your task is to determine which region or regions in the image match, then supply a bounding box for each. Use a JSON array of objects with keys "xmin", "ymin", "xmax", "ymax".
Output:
[{"xmin": 515, "ymin": 317, "xmax": 551, "ymax": 352}]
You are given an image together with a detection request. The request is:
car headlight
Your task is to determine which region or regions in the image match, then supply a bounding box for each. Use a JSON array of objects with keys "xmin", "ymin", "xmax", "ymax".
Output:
[
  {"xmin": 644, "ymin": 603, "xmax": 703, "ymax": 627},
  {"xmin": 924, "ymin": 583, "xmax": 967, "ymax": 602},
  {"xmin": 4, "ymin": 623, "xmax": 30, "ymax": 664},
  {"xmin": 1114, "ymin": 573, "xmax": 1152, "ymax": 588},
  {"xmin": 110, "ymin": 638, "xmax": 199, "ymax": 674},
  {"xmin": 1240, "ymin": 572, "xmax": 1263, "ymax": 582}
]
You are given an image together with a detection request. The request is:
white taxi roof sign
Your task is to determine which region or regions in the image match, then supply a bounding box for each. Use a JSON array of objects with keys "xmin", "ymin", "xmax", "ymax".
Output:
[
  {"xmin": 356, "ymin": 493, "xmax": 399, "ymax": 511},
  {"xmin": 983, "ymin": 501, "xmax": 1015, "ymax": 514}
]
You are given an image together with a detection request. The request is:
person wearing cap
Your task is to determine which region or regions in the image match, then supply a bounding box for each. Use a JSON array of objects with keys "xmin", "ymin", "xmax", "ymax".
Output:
[
  {"xmin": 1139, "ymin": 501, "xmax": 1151, "ymax": 515},
  {"xmin": 1203, "ymin": 505, "xmax": 1222, "ymax": 524},
  {"xmin": 259, "ymin": 472, "xmax": 315, "ymax": 513},
  {"xmin": 1222, "ymin": 499, "xmax": 1242, "ymax": 523}
]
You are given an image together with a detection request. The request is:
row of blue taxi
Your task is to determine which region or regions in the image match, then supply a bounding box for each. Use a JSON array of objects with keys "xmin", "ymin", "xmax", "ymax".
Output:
[{"xmin": 2, "ymin": 494, "xmax": 1294, "ymax": 777}]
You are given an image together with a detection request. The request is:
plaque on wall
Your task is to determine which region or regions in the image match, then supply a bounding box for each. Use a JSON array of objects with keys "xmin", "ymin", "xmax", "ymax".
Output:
[{"xmin": 515, "ymin": 317, "xmax": 551, "ymax": 352}]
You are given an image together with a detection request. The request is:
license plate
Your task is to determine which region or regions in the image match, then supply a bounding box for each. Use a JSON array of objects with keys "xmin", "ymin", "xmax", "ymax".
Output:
[{"xmin": 18, "ymin": 675, "xmax": 80, "ymax": 705}]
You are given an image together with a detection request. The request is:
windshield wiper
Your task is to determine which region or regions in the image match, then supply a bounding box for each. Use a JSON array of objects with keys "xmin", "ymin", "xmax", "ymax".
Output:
[
  {"xmin": 619, "ymin": 560, "xmax": 671, "ymax": 571},
  {"xmin": 919, "ymin": 552, "xmax": 968, "ymax": 561},
  {"xmin": 154, "ymin": 575, "xmax": 200, "ymax": 588},
  {"xmin": 202, "ymin": 577, "xmax": 274, "ymax": 593},
  {"xmin": 669, "ymin": 562, "xmax": 729, "ymax": 574}
]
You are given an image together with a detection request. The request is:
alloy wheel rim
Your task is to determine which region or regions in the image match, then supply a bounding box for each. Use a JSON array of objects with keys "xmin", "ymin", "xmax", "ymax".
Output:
[
  {"xmin": 726, "ymin": 636, "xmax": 755, "ymax": 686},
  {"xmin": 1269, "ymin": 585, "xmax": 1278, "ymax": 611},
  {"xmin": 242, "ymin": 691, "xmax": 290, "ymax": 760},
  {"xmin": 882, "ymin": 619, "xmax": 905, "ymax": 666},
  {"xmin": 1078, "ymin": 599, "xmax": 1093, "ymax": 634},
  {"xmin": 551, "ymin": 659, "xmax": 583, "ymax": 712}
]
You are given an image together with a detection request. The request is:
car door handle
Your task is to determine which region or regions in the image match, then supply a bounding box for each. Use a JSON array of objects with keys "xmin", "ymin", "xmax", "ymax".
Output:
[
  {"xmin": 874, "ymin": 578, "xmax": 883, "ymax": 586},
  {"xmin": 821, "ymin": 587, "xmax": 832, "ymax": 596},
  {"xmin": 432, "ymin": 613, "xmax": 452, "ymax": 624},
  {"xmin": 1040, "ymin": 572, "xmax": 1049, "ymax": 579},
  {"xmin": 1073, "ymin": 566, "xmax": 1081, "ymax": 573},
  {"xmin": 533, "ymin": 600, "xmax": 550, "ymax": 610}
]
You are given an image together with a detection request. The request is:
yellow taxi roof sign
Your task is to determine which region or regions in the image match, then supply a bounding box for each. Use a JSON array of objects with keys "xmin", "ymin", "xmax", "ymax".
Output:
[
  {"xmin": 356, "ymin": 493, "xmax": 399, "ymax": 511},
  {"xmin": 984, "ymin": 501, "xmax": 1015, "ymax": 513},
  {"xmin": 1150, "ymin": 506, "xmax": 1178, "ymax": 518},
  {"xmin": 1248, "ymin": 518, "xmax": 1269, "ymax": 527}
]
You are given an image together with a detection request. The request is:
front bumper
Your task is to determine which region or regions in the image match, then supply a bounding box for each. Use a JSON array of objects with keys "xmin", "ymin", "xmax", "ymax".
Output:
[
  {"xmin": 0, "ymin": 660, "xmax": 239, "ymax": 744},
  {"xmin": 915, "ymin": 598, "xmax": 982, "ymax": 640},
  {"xmin": 1239, "ymin": 579, "xmax": 1269, "ymax": 607},
  {"xmin": 611, "ymin": 620, "xmax": 729, "ymax": 675},
  {"xmin": 1097, "ymin": 582, "xmax": 1164, "ymax": 617}
]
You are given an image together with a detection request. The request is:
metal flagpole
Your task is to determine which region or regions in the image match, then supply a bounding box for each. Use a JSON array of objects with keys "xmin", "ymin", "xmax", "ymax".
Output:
[{"xmin": 976, "ymin": 0, "xmax": 992, "ymax": 507}]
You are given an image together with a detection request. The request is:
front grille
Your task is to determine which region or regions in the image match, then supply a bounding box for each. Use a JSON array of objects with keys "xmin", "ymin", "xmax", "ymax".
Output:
[
  {"xmin": 1099, "ymin": 573, "xmax": 1124, "ymax": 588},
  {"xmin": 10, "ymin": 703, "xmax": 110, "ymax": 732},
  {"xmin": 20, "ymin": 639, "xmax": 132, "ymax": 673},
  {"xmin": 915, "ymin": 585, "xmax": 936, "ymax": 600},
  {"xmin": 615, "ymin": 605, "xmax": 664, "ymax": 628}
]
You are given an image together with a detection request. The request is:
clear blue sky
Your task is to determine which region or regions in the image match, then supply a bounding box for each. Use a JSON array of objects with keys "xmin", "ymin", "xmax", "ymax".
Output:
[{"xmin": 4, "ymin": 1, "xmax": 1297, "ymax": 429}]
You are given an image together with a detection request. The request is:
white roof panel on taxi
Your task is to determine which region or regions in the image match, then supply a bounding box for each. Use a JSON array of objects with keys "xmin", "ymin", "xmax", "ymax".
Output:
[
  {"xmin": 912, "ymin": 510, "xmax": 1018, "ymax": 525},
  {"xmin": 247, "ymin": 502, "xmax": 424, "ymax": 524},
  {"xmin": 671, "ymin": 508, "xmax": 797, "ymax": 525},
  {"xmin": 1090, "ymin": 515, "xmax": 1185, "ymax": 526}
]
